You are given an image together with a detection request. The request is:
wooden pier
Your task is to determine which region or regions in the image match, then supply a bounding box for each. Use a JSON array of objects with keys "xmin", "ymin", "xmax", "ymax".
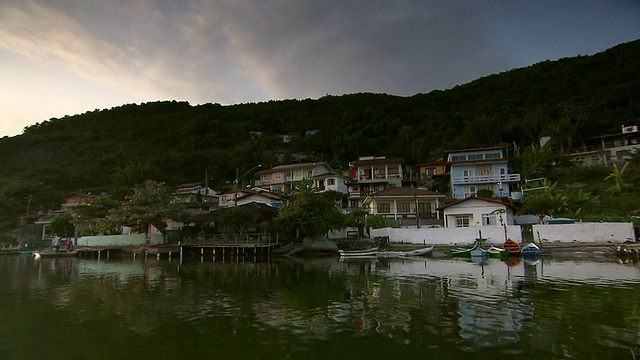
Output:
[{"xmin": 75, "ymin": 233, "xmax": 285, "ymax": 260}]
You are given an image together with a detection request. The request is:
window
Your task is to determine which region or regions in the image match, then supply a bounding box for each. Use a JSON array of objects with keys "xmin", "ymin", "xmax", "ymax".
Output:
[
  {"xmin": 463, "ymin": 169, "xmax": 474, "ymax": 177},
  {"xmin": 274, "ymin": 173, "xmax": 282, "ymax": 180},
  {"xmin": 327, "ymin": 178, "xmax": 335, "ymax": 185},
  {"xmin": 418, "ymin": 202, "xmax": 432, "ymax": 218},
  {"xmin": 468, "ymin": 154, "xmax": 483, "ymax": 160},
  {"xmin": 482, "ymin": 214, "xmax": 498, "ymax": 225},
  {"xmin": 397, "ymin": 202, "xmax": 411, "ymax": 213},
  {"xmin": 377, "ymin": 203, "xmax": 391, "ymax": 213},
  {"xmin": 485, "ymin": 152, "xmax": 501, "ymax": 159},
  {"xmin": 451, "ymin": 154, "xmax": 466, "ymax": 161},
  {"xmin": 388, "ymin": 167, "xmax": 399, "ymax": 175},
  {"xmin": 455, "ymin": 215, "xmax": 471, "ymax": 227},
  {"xmin": 464, "ymin": 186, "xmax": 477, "ymax": 198}
]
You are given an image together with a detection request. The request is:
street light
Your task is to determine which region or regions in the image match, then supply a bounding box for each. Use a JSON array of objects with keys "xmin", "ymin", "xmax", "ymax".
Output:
[{"xmin": 234, "ymin": 164, "xmax": 262, "ymax": 206}]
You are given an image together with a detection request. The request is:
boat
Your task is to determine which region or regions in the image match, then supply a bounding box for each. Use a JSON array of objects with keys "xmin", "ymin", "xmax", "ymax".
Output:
[
  {"xmin": 520, "ymin": 242, "xmax": 540, "ymax": 257},
  {"xmin": 487, "ymin": 246, "xmax": 510, "ymax": 259},
  {"xmin": 273, "ymin": 241, "xmax": 294, "ymax": 255},
  {"xmin": 33, "ymin": 250, "xmax": 78, "ymax": 259},
  {"xmin": 470, "ymin": 247, "xmax": 490, "ymax": 257},
  {"xmin": 503, "ymin": 239, "xmax": 522, "ymax": 255},
  {"xmin": 338, "ymin": 247, "xmax": 378, "ymax": 258},
  {"xmin": 400, "ymin": 246, "xmax": 434, "ymax": 257},
  {"xmin": 444, "ymin": 241, "xmax": 479, "ymax": 257}
]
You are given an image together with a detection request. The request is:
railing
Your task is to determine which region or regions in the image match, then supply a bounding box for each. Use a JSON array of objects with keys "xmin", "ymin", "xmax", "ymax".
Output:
[
  {"xmin": 182, "ymin": 233, "xmax": 276, "ymax": 247},
  {"xmin": 452, "ymin": 173, "xmax": 520, "ymax": 184},
  {"xmin": 285, "ymin": 176, "xmax": 308, "ymax": 182},
  {"xmin": 358, "ymin": 174, "xmax": 401, "ymax": 181}
]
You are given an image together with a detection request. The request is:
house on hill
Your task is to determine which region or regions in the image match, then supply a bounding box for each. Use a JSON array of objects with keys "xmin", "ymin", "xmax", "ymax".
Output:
[
  {"xmin": 172, "ymin": 183, "xmax": 218, "ymax": 212},
  {"xmin": 363, "ymin": 186, "xmax": 444, "ymax": 227},
  {"xmin": 255, "ymin": 162, "xmax": 333, "ymax": 193},
  {"xmin": 218, "ymin": 188, "xmax": 288, "ymax": 208},
  {"xmin": 445, "ymin": 147, "xmax": 520, "ymax": 199},
  {"xmin": 347, "ymin": 156, "xmax": 405, "ymax": 210},
  {"xmin": 552, "ymin": 125, "xmax": 640, "ymax": 168}
]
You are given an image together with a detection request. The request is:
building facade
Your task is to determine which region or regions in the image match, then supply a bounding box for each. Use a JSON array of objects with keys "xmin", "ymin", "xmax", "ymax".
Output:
[{"xmin": 445, "ymin": 147, "xmax": 520, "ymax": 199}]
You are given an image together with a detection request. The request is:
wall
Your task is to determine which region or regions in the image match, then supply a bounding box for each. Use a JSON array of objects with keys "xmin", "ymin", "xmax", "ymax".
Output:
[
  {"xmin": 371, "ymin": 225, "xmax": 522, "ymax": 246},
  {"xmin": 77, "ymin": 234, "xmax": 147, "ymax": 247},
  {"xmin": 532, "ymin": 222, "xmax": 635, "ymax": 243}
]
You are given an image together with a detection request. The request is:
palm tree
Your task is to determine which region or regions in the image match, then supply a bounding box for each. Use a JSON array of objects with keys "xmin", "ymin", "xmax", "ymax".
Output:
[{"xmin": 605, "ymin": 162, "xmax": 630, "ymax": 193}]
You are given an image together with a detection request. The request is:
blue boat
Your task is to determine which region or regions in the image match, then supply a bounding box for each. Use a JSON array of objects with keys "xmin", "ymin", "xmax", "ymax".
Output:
[
  {"xmin": 470, "ymin": 247, "xmax": 489, "ymax": 257},
  {"xmin": 521, "ymin": 242, "xmax": 540, "ymax": 256}
]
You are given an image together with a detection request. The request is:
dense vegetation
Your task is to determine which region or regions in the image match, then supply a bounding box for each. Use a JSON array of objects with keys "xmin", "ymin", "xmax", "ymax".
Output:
[{"xmin": 1, "ymin": 39, "xmax": 639, "ymax": 238}]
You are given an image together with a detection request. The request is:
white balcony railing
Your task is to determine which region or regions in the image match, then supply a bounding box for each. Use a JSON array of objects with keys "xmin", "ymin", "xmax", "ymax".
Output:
[{"xmin": 452, "ymin": 173, "xmax": 521, "ymax": 185}]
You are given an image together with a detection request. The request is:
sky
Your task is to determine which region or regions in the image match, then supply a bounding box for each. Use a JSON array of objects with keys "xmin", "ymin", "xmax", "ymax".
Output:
[{"xmin": 1, "ymin": 1, "xmax": 639, "ymax": 138}]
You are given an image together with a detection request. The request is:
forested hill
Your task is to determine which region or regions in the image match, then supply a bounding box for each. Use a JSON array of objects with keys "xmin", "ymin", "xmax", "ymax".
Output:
[{"xmin": 0, "ymin": 39, "xmax": 639, "ymax": 226}]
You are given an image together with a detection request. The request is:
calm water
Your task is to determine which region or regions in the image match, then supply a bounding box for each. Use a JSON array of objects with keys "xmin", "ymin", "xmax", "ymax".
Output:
[{"xmin": 1, "ymin": 254, "xmax": 639, "ymax": 360}]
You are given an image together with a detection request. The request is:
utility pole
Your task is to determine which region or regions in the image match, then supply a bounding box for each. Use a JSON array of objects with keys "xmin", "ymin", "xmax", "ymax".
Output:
[{"xmin": 234, "ymin": 165, "xmax": 262, "ymax": 207}]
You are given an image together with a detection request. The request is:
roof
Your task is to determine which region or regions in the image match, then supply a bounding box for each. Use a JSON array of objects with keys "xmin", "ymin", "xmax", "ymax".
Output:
[
  {"xmin": 219, "ymin": 188, "xmax": 288, "ymax": 201},
  {"xmin": 352, "ymin": 157, "xmax": 405, "ymax": 166},
  {"xmin": 190, "ymin": 201, "xmax": 280, "ymax": 222},
  {"xmin": 443, "ymin": 146, "xmax": 505, "ymax": 155},
  {"xmin": 437, "ymin": 196, "xmax": 516, "ymax": 211},
  {"xmin": 258, "ymin": 162, "xmax": 330, "ymax": 174},
  {"xmin": 311, "ymin": 170, "xmax": 350, "ymax": 179}
]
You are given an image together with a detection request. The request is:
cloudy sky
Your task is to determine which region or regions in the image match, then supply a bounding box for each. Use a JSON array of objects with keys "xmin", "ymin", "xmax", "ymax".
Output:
[{"xmin": 1, "ymin": 0, "xmax": 639, "ymax": 137}]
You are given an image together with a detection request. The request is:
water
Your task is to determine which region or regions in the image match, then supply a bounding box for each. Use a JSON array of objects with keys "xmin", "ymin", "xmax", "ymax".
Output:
[{"xmin": 1, "ymin": 254, "xmax": 639, "ymax": 359}]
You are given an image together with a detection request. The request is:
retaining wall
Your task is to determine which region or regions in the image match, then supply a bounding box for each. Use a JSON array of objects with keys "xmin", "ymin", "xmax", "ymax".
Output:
[
  {"xmin": 532, "ymin": 222, "xmax": 635, "ymax": 244},
  {"xmin": 370, "ymin": 225, "xmax": 523, "ymax": 246},
  {"xmin": 77, "ymin": 234, "xmax": 147, "ymax": 247}
]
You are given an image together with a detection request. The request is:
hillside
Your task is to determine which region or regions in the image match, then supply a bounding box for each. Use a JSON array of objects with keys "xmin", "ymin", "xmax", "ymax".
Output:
[{"xmin": 0, "ymin": 39, "xmax": 639, "ymax": 233}]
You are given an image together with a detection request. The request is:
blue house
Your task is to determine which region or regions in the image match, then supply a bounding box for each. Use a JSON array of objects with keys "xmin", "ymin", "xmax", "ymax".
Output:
[{"xmin": 445, "ymin": 147, "xmax": 520, "ymax": 199}]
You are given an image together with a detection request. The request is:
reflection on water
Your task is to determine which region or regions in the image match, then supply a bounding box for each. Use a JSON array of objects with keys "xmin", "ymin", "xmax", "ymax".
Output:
[{"xmin": 0, "ymin": 254, "xmax": 639, "ymax": 359}]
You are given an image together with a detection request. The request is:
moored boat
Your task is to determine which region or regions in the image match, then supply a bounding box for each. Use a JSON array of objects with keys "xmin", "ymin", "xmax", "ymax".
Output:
[
  {"xmin": 400, "ymin": 246, "xmax": 435, "ymax": 257},
  {"xmin": 520, "ymin": 242, "xmax": 540, "ymax": 257},
  {"xmin": 487, "ymin": 246, "xmax": 510, "ymax": 259},
  {"xmin": 470, "ymin": 247, "xmax": 490, "ymax": 257},
  {"xmin": 33, "ymin": 250, "xmax": 78, "ymax": 259},
  {"xmin": 338, "ymin": 247, "xmax": 378, "ymax": 258},
  {"xmin": 503, "ymin": 239, "xmax": 522, "ymax": 255},
  {"xmin": 445, "ymin": 241, "xmax": 479, "ymax": 257}
]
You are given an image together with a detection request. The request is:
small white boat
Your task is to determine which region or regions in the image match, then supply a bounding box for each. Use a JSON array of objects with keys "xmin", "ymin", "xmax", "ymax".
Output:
[
  {"xmin": 400, "ymin": 246, "xmax": 434, "ymax": 257},
  {"xmin": 338, "ymin": 247, "xmax": 378, "ymax": 258}
]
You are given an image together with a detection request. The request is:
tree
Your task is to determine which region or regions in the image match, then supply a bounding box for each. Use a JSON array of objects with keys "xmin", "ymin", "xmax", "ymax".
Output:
[
  {"xmin": 512, "ymin": 143, "xmax": 557, "ymax": 180},
  {"xmin": 364, "ymin": 214, "xmax": 392, "ymax": 229},
  {"xmin": 108, "ymin": 180, "xmax": 187, "ymax": 242},
  {"xmin": 220, "ymin": 207, "xmax": 256, "ymax": 234},
  {"xmin": 275, "ymin": 190, "xmax": 346, "ymax": 238},
  {"xmin": 520, "ymin": 179, "xmax": 599, "ymax": 222},
  {"xmin": 50, "ymin": 215, "xmax": 75, "ymax": 237},
  {"xmin": 68, "ymin": 195, "xmax": 122, "ymax": 235},
  {"xmin": 605, "ymin": 162, "xmax": 630, "ymax": 193}
]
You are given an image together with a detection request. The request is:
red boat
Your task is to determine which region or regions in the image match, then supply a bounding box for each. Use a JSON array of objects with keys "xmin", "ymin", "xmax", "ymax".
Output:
[{"xmin": 503, "ymin": 239, "xmax": 522, "ymax": 255}]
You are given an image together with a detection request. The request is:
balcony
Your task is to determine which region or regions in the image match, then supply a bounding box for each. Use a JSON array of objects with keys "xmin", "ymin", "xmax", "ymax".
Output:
[
  {"xmin": 255, "ymin": 179, "xmax": 274, "ymax": 186},
  {"xmin": 452, "ymin": 173, "xmax": 521, "ymax": 185}
]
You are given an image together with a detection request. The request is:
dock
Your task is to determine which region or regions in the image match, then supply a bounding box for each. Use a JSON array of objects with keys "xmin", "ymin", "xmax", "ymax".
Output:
[{"xmin": 74, "ymin": 233, "xmax": 285, "ymax": 260}]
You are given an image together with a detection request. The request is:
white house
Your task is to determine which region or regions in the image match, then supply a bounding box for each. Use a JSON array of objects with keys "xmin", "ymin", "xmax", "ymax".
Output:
[
  {"xmin": 438, "ymin": 197, "xmax": 515, "ymax": 228},
  {"xmin": 218, "ymin": 188, "xmax": 288, "ymax": 208}
]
